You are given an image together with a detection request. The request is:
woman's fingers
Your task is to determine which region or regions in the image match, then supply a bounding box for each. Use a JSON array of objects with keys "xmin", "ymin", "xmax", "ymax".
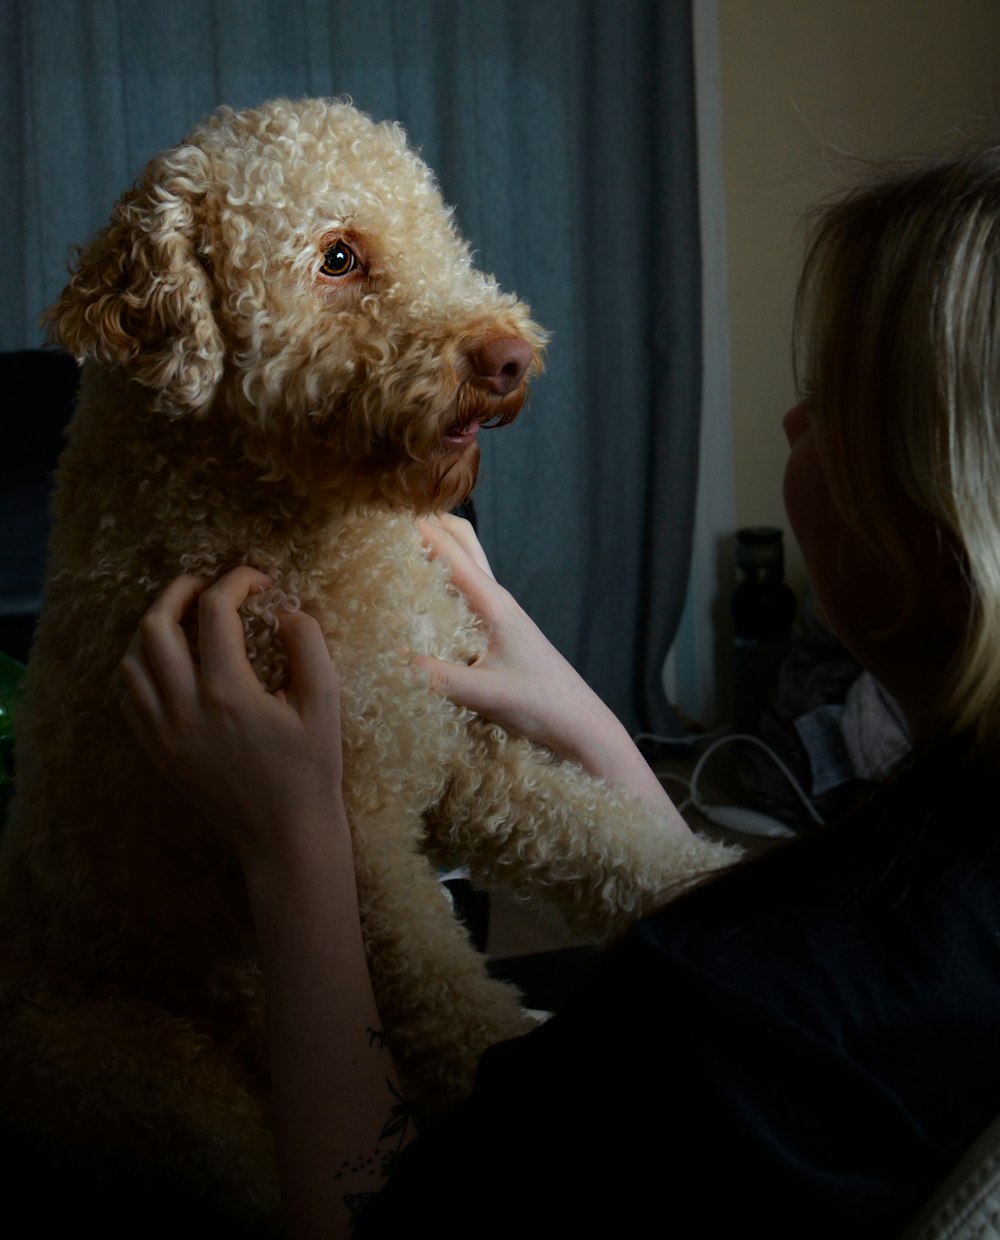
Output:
[
  {"xmin": 278, "ymin": 609, "xmax": 340, "ymax": 718},
  {"xmin": 120, "ymin": 636, "xmax": 156, "ymax": 726},
  {"xmin": 120, "ymin": 573, "xmax": 213, "ymax": 735},
  {"xmin": 131, "ymin": 573, "xmax": 213, "ymax": 705},
  {"xmin": 120, "ymin": 680, "xmax": 172, "ymax": 777},
  {"xmin": 417, "ymin": 519, "xmax": 508, "ymax": 620},
  {"xmin": 120, "ymin": 629, "xmax": 168, "ymax": 725},
  {"xmin": 195, "ymin": 568, "xmax": 274, "ymax": 700},
  {"xmin": 418, "ymin": 516, "xmax": 496, "ymax": 577},
  {"xmin": 438, "ymin": 514, "xmax": 497, "ymax": 579},
  {"xmin": 412, "ymin": 655, "xmax": 515, "ymax": 723},
  {"xmin": 121, "ymin": 569, "xmax": 274, "ymax": 732}
]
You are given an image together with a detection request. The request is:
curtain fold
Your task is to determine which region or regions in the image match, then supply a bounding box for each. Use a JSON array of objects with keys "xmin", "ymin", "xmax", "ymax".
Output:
[{"xmin": 3, "ymin": 0, "xmax": 702, "ymax": 735}]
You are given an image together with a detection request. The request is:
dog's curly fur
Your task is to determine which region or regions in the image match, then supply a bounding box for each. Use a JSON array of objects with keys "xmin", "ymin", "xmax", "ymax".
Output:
[{"xmin": 0, "ymin": 98, "xmax": 736, "ymax": 1222}]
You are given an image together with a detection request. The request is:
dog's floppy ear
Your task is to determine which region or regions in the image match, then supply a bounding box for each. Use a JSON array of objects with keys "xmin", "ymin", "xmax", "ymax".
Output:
[{"xmin": 45, "ymin": 144, "xmax": 223, "ymax": 416}]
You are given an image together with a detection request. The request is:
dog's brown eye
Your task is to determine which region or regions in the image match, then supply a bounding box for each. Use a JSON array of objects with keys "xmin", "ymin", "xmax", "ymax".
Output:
[{"xmin": 320, "ymin": 240, "xmax": 357, "ymax": 278}]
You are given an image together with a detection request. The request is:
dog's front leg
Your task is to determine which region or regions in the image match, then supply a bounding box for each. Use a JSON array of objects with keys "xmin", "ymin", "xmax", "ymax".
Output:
[
  {"xmin": 347, "ymin": 800, "xmax": 535, "ymax": 1113},
  {"xmin": 424, "ymin": 725, "xmax": 741, "ymax": 942}
]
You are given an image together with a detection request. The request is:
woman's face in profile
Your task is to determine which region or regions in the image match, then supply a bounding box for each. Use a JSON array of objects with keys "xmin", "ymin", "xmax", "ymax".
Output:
[{"xmin": 782, "ymin": 399, "xmax": 960, "ymax": 737}]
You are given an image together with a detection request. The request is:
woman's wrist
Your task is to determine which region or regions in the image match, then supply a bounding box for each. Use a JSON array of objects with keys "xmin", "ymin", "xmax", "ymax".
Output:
[
  {"xmin": 239, "ymin": 801, "xmax": 406, "ymax": 1240},
  {"xmin": 240, "ymin": 797, "xmax": 355, "ymax": 907},
  {"xmin": 540, "ymin": 699, "xmax": 690, "ymax": 835}
]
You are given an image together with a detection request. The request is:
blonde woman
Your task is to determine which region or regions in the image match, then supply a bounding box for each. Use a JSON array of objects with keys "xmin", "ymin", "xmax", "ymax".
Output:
[{"xmin": 123, "ymin": 148, "xmax": 1000, "ymax": 1238}]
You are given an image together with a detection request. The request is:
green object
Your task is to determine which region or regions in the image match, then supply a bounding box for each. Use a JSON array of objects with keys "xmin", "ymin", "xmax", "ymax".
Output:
[{"xmin": 0, "ymin": 650, "xmax": 26, "ymax": 787}]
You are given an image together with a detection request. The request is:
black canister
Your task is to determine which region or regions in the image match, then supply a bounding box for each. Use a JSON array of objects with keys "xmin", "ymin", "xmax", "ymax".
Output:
[{"xmin": 731, "ymin": 527, "xmax": 797, "ymax": 729}]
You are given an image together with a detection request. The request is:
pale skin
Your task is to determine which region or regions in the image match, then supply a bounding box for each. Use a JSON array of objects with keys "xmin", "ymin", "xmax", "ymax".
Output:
[{"xmin": 119, "ymin": 516, "xmax": 686, "ymax": 1238}]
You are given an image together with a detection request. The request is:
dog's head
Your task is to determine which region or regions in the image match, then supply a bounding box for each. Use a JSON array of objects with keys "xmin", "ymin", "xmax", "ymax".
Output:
[{"xmin": 46, "ymin": 98, "xmax": 547, "ymax": 513}]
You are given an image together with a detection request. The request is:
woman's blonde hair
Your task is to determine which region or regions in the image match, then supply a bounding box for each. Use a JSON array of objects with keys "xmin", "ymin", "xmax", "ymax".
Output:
[{"xmin": 794, "ymin": 146, "xmax": 1000, "ymax": 750}]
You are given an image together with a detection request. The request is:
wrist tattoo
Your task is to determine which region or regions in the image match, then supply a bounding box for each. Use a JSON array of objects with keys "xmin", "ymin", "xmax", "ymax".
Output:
[
  {"xmin": 334, "ymin": 1076, "xmax": 420, "ymax": 1190},
  {"xmin": 345, "ymin": 1191, "xmax": 377, "ymax": 1234}
]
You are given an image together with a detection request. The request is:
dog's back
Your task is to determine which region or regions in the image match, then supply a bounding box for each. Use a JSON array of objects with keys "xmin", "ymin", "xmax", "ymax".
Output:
[{"xmin": 0, "ymin": 364, "xmax": 282, "ymax": 1222}]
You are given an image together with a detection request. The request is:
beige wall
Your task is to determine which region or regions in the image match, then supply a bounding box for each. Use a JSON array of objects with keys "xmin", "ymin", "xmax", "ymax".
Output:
[{"xmin": 718, "ymin": 0, "xmax": 1000, "ymax": 596}]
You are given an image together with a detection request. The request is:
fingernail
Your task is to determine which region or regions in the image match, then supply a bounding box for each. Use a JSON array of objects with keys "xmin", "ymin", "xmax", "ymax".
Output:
[{"xmin": 405, "ymin": 658, "xmax": 431, "ymax": 687}]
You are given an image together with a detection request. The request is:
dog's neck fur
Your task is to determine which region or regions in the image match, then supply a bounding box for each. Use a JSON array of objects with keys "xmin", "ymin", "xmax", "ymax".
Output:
[{"xmin": 57, "ymin": 365, "xmax": 366, "ymax": 584}]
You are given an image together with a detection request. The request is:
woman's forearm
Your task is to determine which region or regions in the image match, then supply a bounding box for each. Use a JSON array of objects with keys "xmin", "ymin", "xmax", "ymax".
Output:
[
  {"xmin": 245, "ymin": 808, "xmax": 413, "ymax": 1240},
  {"xmin": 550, "ymin": 700, "xmax": 690, "ymax": 834}
]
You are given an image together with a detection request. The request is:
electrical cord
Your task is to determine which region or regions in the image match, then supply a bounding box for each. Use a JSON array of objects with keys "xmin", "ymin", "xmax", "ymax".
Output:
[{"xmin": 639, "ymin": 727, "xmax": 824, "ymax": 838}]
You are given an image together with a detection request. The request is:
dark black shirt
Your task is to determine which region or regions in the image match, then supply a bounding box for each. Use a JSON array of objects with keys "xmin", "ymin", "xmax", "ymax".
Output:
[{"xmin": 359, "ymin": 744, "xmax": 1000, "ymax": 1236}]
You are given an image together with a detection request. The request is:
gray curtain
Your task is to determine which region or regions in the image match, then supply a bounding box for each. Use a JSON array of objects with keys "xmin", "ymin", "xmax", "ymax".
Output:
[{"xmin": 2, "ymin": 0, "xmax": 700, "ymax": 737}]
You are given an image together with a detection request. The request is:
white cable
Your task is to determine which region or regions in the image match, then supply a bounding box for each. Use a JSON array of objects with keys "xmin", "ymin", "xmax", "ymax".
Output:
[
  {"xmin": 656, "ymin": 771, "xmax": 692, "ymax": 796},
  {"xmin": 634, "ymin": 723, "xmax": 732, "ymax": 747},
  {"xmin": 689, "ymin": 732, "xmax": 825, "ymax": 829}
]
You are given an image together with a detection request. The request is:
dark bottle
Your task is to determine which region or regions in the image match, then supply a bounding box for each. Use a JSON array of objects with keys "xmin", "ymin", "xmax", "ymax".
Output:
[{"xmin": 731, "ymin": 527, "xmax": 797, "ymax": 730}]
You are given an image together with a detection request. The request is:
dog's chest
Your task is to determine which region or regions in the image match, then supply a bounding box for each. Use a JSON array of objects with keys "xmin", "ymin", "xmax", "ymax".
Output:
[
  {"xmin": 310, "ymin": 515, "xmax": 483, "ymax": 814},
  {"xmin": 316, "ymin": 514, "xmax": 481, "ymax": 657}
]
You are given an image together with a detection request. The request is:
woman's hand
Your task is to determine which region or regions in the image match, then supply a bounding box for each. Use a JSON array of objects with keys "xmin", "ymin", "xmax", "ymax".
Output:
[
  {"xmin": 120, "ymin": 567, "xmax": 345, "ymax": 873},
  {"xmin": 414, "ymin": 516, "xmax": 602, "ymax": 753},
  {"xmin": 415, "ymin": 516, "xmax": 689, "ymax": 832}
]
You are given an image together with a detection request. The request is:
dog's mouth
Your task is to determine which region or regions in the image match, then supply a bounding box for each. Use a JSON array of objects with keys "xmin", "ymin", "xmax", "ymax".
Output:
[
  {"xmin": 442, "ymin": 419, "xmax": 481, "ymax": 448},
  {"xmin": 441, "ymin": 382, "xmax": 526, "ymax": 450}
]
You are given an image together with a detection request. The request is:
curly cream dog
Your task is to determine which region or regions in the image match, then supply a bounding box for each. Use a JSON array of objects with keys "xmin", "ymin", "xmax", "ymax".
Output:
[{"xmin": 0, "ymin": 98, "xmax": 735, "ymax": 1221}]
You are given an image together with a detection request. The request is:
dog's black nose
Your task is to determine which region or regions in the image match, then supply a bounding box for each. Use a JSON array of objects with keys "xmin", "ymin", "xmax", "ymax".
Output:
[{"xmin": 470, "ymin": 336, "xmax": 533, "ymax": 396}]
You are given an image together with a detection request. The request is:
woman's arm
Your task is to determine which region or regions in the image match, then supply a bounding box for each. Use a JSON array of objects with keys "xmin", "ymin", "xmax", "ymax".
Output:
[
  {"xmin": 415, "ymin": 515, "xmax": 689, "ymax": 836},
  {"xmin": 120, "ymin": 570, "xmax": 413, "ymax": 1239}
]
